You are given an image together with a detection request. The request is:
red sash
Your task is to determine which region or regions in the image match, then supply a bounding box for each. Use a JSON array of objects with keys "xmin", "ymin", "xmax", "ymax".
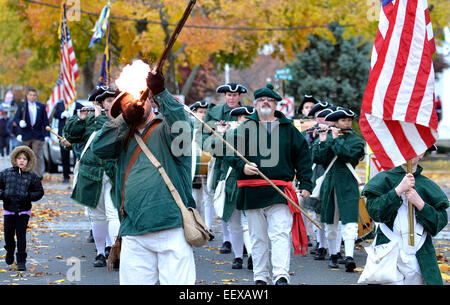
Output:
[{"xmin": 236, "ymin": 179, "xmax": 308, "ymax": 256}]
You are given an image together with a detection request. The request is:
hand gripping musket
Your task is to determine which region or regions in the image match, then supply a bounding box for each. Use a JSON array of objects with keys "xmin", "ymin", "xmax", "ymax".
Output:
[
  {"xmin": 184, "ymin": 105, "xmax": 322, "ymax": 230},
  {"xmin": 138, "ymin": 0, "xmax": 197, "ymax": 105}
]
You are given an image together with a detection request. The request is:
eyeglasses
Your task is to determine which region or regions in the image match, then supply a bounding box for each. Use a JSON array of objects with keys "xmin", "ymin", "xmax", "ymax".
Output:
[{"xmin": 256, "ymin": 97, "xmax": 276, "ymax": 103}]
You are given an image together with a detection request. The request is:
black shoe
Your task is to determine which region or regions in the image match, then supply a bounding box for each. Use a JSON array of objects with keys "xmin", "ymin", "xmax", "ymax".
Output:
[
  {"xmin": 93, "ymin": 254, "xmax": 107, "ymax": 267},
  {"xmin": 17, "ymin": 262, "xmax": 26, "ymax": 271},
  {"xmin": 310, "ymin": 242, "xmax": 319, "ymax": 254},
  {"xmin": 313, "ymin": 248, "xmax": 327, "ymax": 260},
  {"xmin": 255, "ymin": 280, "xmax": 267, "ymax": 285},
  {"xmin": 247, "ymin": 256, "xmax": 253, "ymax": 270},
  {"xmin": 337, "ymin": 252, "xmax": 346, "ymax": 264},
  {"xmin": 344, "ymin": 256, "xmax": 356, "ymax": 272},
  {"xmin": 219, "ymin": 241, "xmax": 232, "ymax": 254},
  {"xmin": 87, "ymin": 230, "xmax": 94, "ymax": 243},
  {"xmin": 62, "ymin": 178, "xmax": 70, "ymax": 183},
  {"xmin": 232, "ymin": 257, "xmax": 243, "ymax": 269},
  {"xmin": 329, "ymin": 254, "xmax": 339, "ymax": 269},
  {"xmin": 16, "ymin": 252, "xmax": 27, "ymax": 271},
  {"xmin": 105, "ymin": 246, "xmax": 111, "ymax": 259},
  {"xmin": 275, "ymin": 277, "xmax": 289, "ymax": 285},
  {"xmin": 4, "ymin": 246, "xmax": 14, "ymax": 265}
]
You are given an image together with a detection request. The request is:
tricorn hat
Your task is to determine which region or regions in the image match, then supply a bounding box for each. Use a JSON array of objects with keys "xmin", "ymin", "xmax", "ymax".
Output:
[
  {"xmin": 88, "ymin": 85, "xmax": 118, "ymax": 103},
  {"xmin": 189, "ymin": 100, "xmax": 208, "ymax": 111},
  {"xmin": 230, "ymin": 105, "xmax": 255, "ymax": 116},
  {"xmin": 324, "ymin": 107, "xmax": 355, "ymax": 122},
  {"xmin": 216, "ymin": 83, "xmax": 247, "ymax": 94}
]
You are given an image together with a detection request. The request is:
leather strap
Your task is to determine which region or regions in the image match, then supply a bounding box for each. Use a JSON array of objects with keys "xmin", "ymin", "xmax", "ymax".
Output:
[
  {"xmin": 134, "ymin": 133, "xmax": 187, "ymax": 214},
  {"xmin": 119, "ymin": 120, "xmax": 161, "ymax": 220}
]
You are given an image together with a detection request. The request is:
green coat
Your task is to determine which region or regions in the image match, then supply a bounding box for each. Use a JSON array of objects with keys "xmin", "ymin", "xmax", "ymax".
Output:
[
  {"xmin": 202, "ymin": 103, "xmax": 240, "ymax": 189},
  {"xmin": 225, "ymin": 110, "xmax": 313, "ymax": 211},
  {"xmin": 63, "ymin": 113, "xmax": 116, "ymax": 209},
  {"xmin": 311, "ymin": 132, "xmax": 365, "ymax": 224},
  {"xmin": 362, "ymin": 165, "xmax": 449, "ymax": 285},
  {"xmin": 91, "ymin": 89, "xmax": 195, "ymax": 237}
]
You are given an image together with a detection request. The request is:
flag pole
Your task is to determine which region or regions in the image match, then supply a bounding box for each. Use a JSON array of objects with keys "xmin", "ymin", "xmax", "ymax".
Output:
[{"xmin": 407, "ymin": 159, "xmax": 414, "ymax": 246}]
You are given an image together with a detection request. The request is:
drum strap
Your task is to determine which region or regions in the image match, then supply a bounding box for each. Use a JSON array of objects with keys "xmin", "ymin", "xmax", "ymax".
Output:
[{"xmin": 119, "ymin": 120, "xmax": 161, "ymax": 220}]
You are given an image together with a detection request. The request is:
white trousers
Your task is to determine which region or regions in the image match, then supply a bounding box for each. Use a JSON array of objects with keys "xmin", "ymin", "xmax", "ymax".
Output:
[
  {"xmin": 227, "ymin": 209, "xmax": 252, "ymax": 258},
  {"xmin": 120, "ymin": 227, "xmax": 196, "ymax": 285},
  {"xmin": 325, "ymin": 193, "xmax": 358, "ymax": 257},
  {"xmin": 86, "ymin": 174, "xmax": 120, "ymax": 253},
  {"xmin": 192, "ymin": 177, "xmax": 215, "ymax": 228},
  {"xmin": 246, "ymin": 204, "xmax": 293, "ymax": 284}
]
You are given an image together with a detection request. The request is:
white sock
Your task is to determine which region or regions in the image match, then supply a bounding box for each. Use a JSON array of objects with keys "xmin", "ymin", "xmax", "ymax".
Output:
[
  {"xmin": 230, "ymin": 231, "xmax": 244, "ymax": 258},
  {"xmin": 344, "ymin": 239, "xmax": 355, "ymax": 258},
  {"xmin": 107, "ymin": 219, "xmax": 120, "ymax": 246},
  {"xmin": 222, "ymin": 221, "xmax": 230, "ymax": 243},
  {"xmin": 204, "ymin": 205, "xmax": 214, "ymax": 229},
  {"xmin": 92, "ymin": 221, "xmax": 108, "ymax": 256}
]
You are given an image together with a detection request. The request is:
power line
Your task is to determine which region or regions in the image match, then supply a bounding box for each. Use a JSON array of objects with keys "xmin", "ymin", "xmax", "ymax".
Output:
[{"xmin": 21, "ymin": 0, "xmax": 353, "ymax": 31}]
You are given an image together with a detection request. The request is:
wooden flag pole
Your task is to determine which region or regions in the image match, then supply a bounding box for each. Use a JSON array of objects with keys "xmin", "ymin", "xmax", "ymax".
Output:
[{"xmin": 407, "ymin": 159, "xmax": 414, "ymax": 246}]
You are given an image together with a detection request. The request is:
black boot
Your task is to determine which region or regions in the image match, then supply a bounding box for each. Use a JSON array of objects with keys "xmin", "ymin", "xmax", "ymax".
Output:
[
  {"xmin": 329, "ymin": 254, "xmax": 339, "ymax": 269},
  {"xmin": 87, "ymin": 230, "xmax": 94, "ymax": 243},
  {"xmin": 275, "ymin": 277, "xmax": 289, "ymax": 285},
  {"xmin": 310, "ymin": 242, "xmax": 320, "ymax": 254},
  {"xmin": 232, "ymin": 257, "xmax": 243, "ymax": 269},
  {"xmin": 93, "ymin": 254, "xmax": 107, "ymax": 267},
  {"xmin": 313, "ymin": 248, "xmax": 327, "ymax": 260},
  {"xmin": 16, "ymin": 252, "xmax": 27, "ymax": 271},
  {"xmin": 336, "ymin": 252, "xmax": 346, "ymax": 264},
  {"xmin": 344, "ymin": 256, "xmax": 356, "ymax": 272},
  {"xmin": 4, "ymin": 246, "xmax": 14, "ymax": 265},
  {"xmin": 105, "ymin": 246, "xmax": 111, "ymax": 259},
  {"xmin": 219, "ymin": 241, "xmax": 232, "ymax": 254},
  {"xmin": 247, "ymin": 256, "xmax": 253, "ymax": 270}
]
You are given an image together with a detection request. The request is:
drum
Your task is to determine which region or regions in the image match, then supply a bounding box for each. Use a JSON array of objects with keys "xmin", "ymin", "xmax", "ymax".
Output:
[
  {"xmin": 358, "ymin": 196, "xmax": 375, "ymax": 240},
  {"xmin": 293, "ymin": 119, "xmax": 317, "ymax": 131},
  {"xmin": 191, "ymin": 141, "xmax": 212, "ymax": 180}
]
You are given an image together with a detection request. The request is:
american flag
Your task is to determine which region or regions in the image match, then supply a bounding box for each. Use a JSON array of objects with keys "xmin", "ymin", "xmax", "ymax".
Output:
[
  {"xmin": 359, "ymin": 0, "xmax": 438, "ymax": 170},
  {"xmin": 47, "ymin": 3, "xmax": 80, "ymax": 114}
]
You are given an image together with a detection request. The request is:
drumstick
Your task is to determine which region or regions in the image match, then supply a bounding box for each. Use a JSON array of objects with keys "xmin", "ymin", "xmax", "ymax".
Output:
[
  {"xmin": 183, "ymin": 105, "xmax": 322, "ymax": 230},
  {"xmin": 45, "ymin": 126, "xmax": 71, "ymax": 147}
]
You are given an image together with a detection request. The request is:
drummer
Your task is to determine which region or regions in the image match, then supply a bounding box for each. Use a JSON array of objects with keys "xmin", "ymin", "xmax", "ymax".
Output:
[
  {"xmin": 215, "ymin": 105, "xmax": 255, "ymax": 270},
  {"xmin": 190, "ymin": 100, "xmax": 215, "ymax": 230}
]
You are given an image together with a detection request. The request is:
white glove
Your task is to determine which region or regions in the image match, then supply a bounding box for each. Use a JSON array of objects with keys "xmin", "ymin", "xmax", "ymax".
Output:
[
  {"xmin": 61, "ymin": 110, "xmax": 70, "ymax": 119},
  {"xmin": 19, "ymin": 120, "xmax": 27, "ymax": 128},
  {"xmin": 45, "ymin": 136, "xmax": 50, "ymax": 142},
  {"xmin": 17, "ymin": 134, "xmax": 22, "ymax": 142}
]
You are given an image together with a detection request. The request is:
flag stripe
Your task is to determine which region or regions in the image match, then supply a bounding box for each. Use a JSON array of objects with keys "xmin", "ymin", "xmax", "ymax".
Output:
[{"xmin": 383, "ymin": 0, "xmax": 419, "ymax": 119}]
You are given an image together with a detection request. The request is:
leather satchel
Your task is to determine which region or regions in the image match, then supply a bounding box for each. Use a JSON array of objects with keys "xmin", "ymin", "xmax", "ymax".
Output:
[{"xmin": 134, "ymin": 133, "xmax": 214, "ymax": 247}]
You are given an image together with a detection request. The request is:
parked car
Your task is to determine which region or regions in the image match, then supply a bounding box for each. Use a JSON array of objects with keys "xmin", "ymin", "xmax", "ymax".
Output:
[{"xmin": 43, "ymin": 100, "xmax": 93, "ymax": 173}]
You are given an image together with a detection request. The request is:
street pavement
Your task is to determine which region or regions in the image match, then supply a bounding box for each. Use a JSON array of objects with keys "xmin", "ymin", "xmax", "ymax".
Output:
[{"xmin": 0, "ymin": 155, "xmax": 448, "ymax": 286}]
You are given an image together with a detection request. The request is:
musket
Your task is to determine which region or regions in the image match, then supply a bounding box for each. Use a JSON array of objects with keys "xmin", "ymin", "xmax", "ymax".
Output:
[
  {"xmin": 184, "ymin": 105, "xmax": 322, "ymax": 230},
  {"xmin": 139, "ymin": 0, "xmax": 196, "ymax": 104}
]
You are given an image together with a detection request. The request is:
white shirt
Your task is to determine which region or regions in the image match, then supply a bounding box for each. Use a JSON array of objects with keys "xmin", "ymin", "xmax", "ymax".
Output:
[{"xmin": 28, "ymin": 101, "xmax": 37, "ymax": 126}]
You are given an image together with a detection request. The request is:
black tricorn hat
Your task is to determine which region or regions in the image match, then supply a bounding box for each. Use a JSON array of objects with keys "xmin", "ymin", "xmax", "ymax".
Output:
[
  {"xmin": 88, "ymin": 85, "xmax": 118, "ymax": 103},
  {"xmin": 297, "ymin": 95, "xmax": 318, "ymax": 115},
  {"xmin": 307, "ymin": 101, "xmax": 329, "ymax": 117},
  {"xmin": 324, "ymin": 107, "xmax": 355, "ymax": 122},
  {"xmin": 189, "ymin": 100, "xmax": 208, "ymax": 111},
  {"xmin": 216, "ymin": 83, "xmax": 248, "ymax": 94},
  {"xmin": 230, "ymin": 105, "xmax": 255, "ymax": 116}
]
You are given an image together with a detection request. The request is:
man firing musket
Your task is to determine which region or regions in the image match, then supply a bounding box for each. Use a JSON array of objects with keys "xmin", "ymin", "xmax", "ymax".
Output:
[{"xmin": 90, "ymin": 0, "xmax": 199, "ymax": 285}]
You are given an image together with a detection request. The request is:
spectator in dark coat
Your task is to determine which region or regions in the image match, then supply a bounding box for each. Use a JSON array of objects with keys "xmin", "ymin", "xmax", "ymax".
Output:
[{"xmin": 0, "ymin": 111, "xmax": 11, "ymax": 157}]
